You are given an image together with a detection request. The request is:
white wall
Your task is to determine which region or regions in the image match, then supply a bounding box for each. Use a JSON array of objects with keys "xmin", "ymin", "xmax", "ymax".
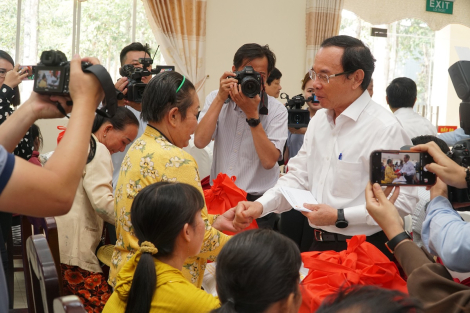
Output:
[{"xmin": 204, "ymin": 0, "xmax": 307, "ymax": 102}]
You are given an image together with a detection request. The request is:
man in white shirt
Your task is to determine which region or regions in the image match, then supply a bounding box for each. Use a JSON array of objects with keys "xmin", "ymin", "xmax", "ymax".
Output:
[
  {"xmin": 399, "ymin": 154, "xmax": 416, "ymax": 184},
  {"xmin": 233, "ymin": 35, "xmax": 418, "ymax": 259},
  {"xmin": 386, "ymin": 77, "xmax": 437, "ymax": 139},
  {"xmin": 195, "ymin": 43, "xmax": 288, "ymax": 229}
]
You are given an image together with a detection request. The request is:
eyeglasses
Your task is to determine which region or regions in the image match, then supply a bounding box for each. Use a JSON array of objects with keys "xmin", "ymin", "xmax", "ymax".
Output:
[{"xmin": 308, "ymin": 69, "xmax": 354, "ymax": 84}]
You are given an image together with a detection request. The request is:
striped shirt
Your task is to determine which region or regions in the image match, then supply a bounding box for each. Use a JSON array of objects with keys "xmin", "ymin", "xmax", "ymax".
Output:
[{"xmin": 199, "ymin": 90, "xmax": 288, "ymax": 195}]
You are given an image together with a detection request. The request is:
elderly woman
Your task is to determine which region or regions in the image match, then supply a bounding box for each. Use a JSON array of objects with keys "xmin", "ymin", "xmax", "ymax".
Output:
[
  {"xmin": 56, "ymin": 107, "xmax": 139, "ymax": 312},
  {"xmin": 109, "ymin": 72, "xmax": 234, "ymax": 289}
]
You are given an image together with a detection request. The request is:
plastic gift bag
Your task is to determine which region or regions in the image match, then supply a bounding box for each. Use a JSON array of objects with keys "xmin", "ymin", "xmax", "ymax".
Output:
[
  {"xmin": 299, "ymin": 235, "xmax": 408, "ymax": 313},
  {"xmin": 204, "ymin": 173, "xmax": 258, "ymax": 235},
  {"xmin": 57, "ymin": 126, "xmax": 67, "ymax": 145}
]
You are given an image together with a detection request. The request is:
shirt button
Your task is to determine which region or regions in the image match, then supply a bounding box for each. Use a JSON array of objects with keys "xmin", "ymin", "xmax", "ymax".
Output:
[
  {"xmin": 234, "ymin": 150, "xmax": 237, "ymax": 152},
  {"xmin": 326, "ymin": 157, "xmax": 330, "ymax": 161},
  {"xmin": 237, "ymin": 132, "xmax": 241, "ymax": 135},
  {"xmin": 229, "ymin": 167, "xmax": 233, "ymax": 170}
]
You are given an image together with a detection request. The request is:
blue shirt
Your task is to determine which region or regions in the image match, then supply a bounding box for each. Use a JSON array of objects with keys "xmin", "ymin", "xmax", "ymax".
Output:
[
  {"xmin": 438, "ymin": 128, "xmax": 470, "ymax": 146},
  {"xmin": 422, "ymin": 196, "xmax": 470, "ymax": 272}
]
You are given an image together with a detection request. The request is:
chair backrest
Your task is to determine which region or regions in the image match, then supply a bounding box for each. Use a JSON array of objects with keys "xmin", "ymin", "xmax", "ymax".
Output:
[
  {"xmin": 53, "ymin": 295, "xmax": 86, "ymax": 313},
  {"xmin": 26, "ymin": 234, "xmax": 61, "ymax": 313},
  {"xmin": 22, "ymin": 216, "xmax": 62, "ymax": 312}
]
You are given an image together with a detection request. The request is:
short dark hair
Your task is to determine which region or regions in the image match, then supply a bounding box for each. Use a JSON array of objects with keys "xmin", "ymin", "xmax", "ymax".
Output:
[
  {"xmin": 386, "ymin": 77, "xmax": 417, "ymax": 109},
  {"xmin": 211, "ymin": 229, "xmax": 301, "ymax": 313},
  {"xmin": 120, "ymin": 42, "xmax": 151, "ymax": 66},
  {"xmin": 125, "ymin": 182, "xmax": 205, "ymax": 313},
  {"xmin": 316, "ymin": 285, "xmax": 423, "ymax": 313},
  {"xmin": 141, "ymin": 71, "xmax": 195, "ymax": 123},
  {"xmin": 0, "ymin": 50, "xmax": 20, "ymax": 106},
  {"xmin": 91, "ymin": 106, "xmax": 139, "ymax": 133},
  {"xmin": 301, "ymin": 72, "xmax": 312, "ymax": 90},
  {"xmin": 387, "ymin": 158, "xmax": 393, "ymax": 165},
  {"xmin": 266, "ymin": 67, "xmax": 282, "ymax": 85},
  {"xmin": 31, "ymin": 123, "xmax": 43, "ymax": 151},
  {"xmin": 321, "ymin": 35, "xmax": 376, "ymax": 90},
  {"xmin": 233, "ymin": 43, "xmax": 276, "ymax": 75},
  {"xmin": 411, "ymin": 135, "xmax": 450, "ymax": 154}
]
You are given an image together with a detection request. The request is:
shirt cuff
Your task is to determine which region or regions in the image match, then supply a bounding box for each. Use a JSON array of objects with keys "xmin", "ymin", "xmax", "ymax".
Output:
[
  {"xmin": 343, "ymin": 204, "xmax": 369, "ymax": 226},
  {"xmin": 0, "ymin": 152, "xmax": 15, "ymax": 195}
]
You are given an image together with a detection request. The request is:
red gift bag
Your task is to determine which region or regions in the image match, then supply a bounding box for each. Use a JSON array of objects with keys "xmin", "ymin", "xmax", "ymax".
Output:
[
  {"xmin": 204, "ymin": 173, "xmax": 258, "ymax": 235},
  {"xmin": 299, "ymin": 235, "xmax": 408, "ymax": 313}
]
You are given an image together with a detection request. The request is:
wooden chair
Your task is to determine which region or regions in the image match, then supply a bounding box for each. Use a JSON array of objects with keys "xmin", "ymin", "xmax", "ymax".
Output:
[
  {"xmin": 21, "ymin": 216, "xmax": 62, "ymax": 312},
  {"xmin": 25, "ymin": 234, "xmax": 61, "ymax": 313},
  {"xmin": 53, "ymin": 296, "xmax": 86, "ymax": 313}
]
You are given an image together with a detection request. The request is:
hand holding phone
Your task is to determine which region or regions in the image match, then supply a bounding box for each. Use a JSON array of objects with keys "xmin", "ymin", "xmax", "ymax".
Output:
[
  {"xmin": 370, "ymin": 150, "xmax": 436, "ymax": 186},
  {"xmin": 20, "ymin": 65, "xmax": 34, "ymax": 80}
]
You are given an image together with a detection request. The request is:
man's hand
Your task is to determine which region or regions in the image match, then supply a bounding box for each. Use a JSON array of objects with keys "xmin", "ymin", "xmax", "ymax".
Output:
[
  {"xmin": 24, "ymin": 93, "xmax": 71, "ymax": 120},
  {"xmin": 301, "ymin": 204, "xmax": 337, "ymax": 226},
  {"xmin": 229, "ymin": 83, "xmax": 260, "ymax": 119},
  {"xmin": 215, "ymin": 71, "xmax": 237, "ymax": 103},
  {"xmin": 114, "ymin": 77, "xmax": 142, "ymax": 111},
  {"xmin": 212, "ymin": 208, "xmax": 242, "ymax": 233},
  {"xmin": 68, "ymin": 55, "xmax": 104, "ymax": 107},
  {"xmin": 365, "ymin": 182, "xmax": 404, "ymax": 240},
  {"xmin": 412, "ymin": 141, "xmax": 467, "ymax": 189},
  {"xmin": 4, "ymin": 64, "xmax": 28, "ymax": 89},
  {"xmin": 233, "ymin": 201, "xmax": 263, "ymax": 230},
  {"xmin": 288, "ymin": 127, "xmax": 307, "ymax": 135},
  {"xmin": 429, "ymin": 177, "xmax": 448, "ymax": 201}
]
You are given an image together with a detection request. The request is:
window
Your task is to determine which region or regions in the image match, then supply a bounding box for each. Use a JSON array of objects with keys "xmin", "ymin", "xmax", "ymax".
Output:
[{"xmin": 340, "ymin": 10, "xmax": 435, "ymax": 121}]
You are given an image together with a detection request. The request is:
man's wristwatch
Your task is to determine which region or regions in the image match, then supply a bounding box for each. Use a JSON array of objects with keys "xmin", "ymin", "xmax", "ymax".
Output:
[
  {"xmin": 385, "ymin": 231, "xmax": 412, "ymax": 254},
  {"xmin": 335, "ymin": 209, "xmax": 349, "ymax": 228},
  {"xmin": 246, "ymin": 118, "xmax": 261, "ymax": 127}
]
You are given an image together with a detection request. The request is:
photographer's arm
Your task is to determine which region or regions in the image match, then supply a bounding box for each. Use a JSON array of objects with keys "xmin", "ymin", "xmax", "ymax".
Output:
[
  {"xmin": 194, "ymin": 72, "xmax": 237, "ymax": 149},
  {"xmin": 0, "ymin": 55, "xmax": 104, "ymax": 217}
]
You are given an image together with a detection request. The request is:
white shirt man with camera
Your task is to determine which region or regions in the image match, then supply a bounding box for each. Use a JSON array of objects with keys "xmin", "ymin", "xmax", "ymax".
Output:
[{"xmin": 195, "ymin": 43, "xmax": 288, "ymax": 229}]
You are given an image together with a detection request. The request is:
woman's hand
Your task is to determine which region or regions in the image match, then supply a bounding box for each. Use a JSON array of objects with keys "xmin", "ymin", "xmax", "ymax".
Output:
[
  {"xmin": 4, "ymin": 64, "xmax": 29, "ymax": 89},
  {"xmin": 365, "ymin": 183, "xmax": 404, "ymax": 240},
  {"xmin": 412, "ymin": 141, "xmax": 467, "ymax": 189},
  {"xmin": 23, "ymin": 93, "xmax": 71, "ymax": 120}
]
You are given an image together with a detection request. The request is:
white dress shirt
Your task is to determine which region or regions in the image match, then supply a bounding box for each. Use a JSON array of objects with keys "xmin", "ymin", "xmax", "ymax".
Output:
[
  {"xmin": 257, "ymin": 91, "xmax": 418, "ymax": 236},
  {"xmin": 400, "ymin": 160, "xmax": 416, "ymax": 176},
  {"xmin": 393, "ymin": 108, "xmax": 437, "ymax": 139},
  {"xmin": 198, "ymin": 90, "xmax": 288, "ymax": 195}
]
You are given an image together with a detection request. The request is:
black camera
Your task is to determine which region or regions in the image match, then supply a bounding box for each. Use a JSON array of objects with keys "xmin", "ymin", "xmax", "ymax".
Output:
[
  {"xmin": 280, "ymin": 93, "xmax": 316, "ymax": 128},
  {"xmin": 447, "ymin": 140, "xmax": 470, "ymax": 206},
  {"xmin": 119, "ymin": 58, "xmax": 175, "ymax": 103},
  {"xmin": 231, "ymin": 66, "xmax": 262, "ymax": 98},
  {"xmin": 33, "ymin": 50, "xmax": 92, "ymax": 95}
]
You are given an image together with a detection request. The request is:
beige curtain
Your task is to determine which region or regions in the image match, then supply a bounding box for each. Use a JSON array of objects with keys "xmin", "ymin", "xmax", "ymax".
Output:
[
  {"xmin": 142, "ymin": 0, "xmax": 207, "ymax": 100},
  {"xmin": 305, "ymin": 0, "xmax": 344, "ymax": 70}
]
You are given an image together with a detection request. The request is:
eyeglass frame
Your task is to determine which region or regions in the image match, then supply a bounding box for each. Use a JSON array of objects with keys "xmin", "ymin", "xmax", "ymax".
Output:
[
  {"xmin": 308, "ymin": 68, "xmax": 355, "ymax": 84},
  {"xmin": 0, "ymin": 68, "xmax": 9, "ymax": 78}
]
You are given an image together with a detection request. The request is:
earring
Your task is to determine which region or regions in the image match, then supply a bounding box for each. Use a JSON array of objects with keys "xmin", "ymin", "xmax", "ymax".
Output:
[{"xmin": 104, "ymin": 134, "xmax": 107, "ymax": 137}]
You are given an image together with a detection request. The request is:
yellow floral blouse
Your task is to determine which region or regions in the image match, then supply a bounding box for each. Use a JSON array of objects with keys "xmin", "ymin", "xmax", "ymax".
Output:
[{"xmin": 109, "ymin": 126, "xmax": 230, "ymax": 288}]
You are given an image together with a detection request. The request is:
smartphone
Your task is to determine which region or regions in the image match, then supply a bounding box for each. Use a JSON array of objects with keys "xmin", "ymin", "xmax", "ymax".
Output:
[
  {"xmin": 370, "ymin": 150, "xmax": 436, "ymax": 186},
  {"xmin": 20, "ymin": 65, "xmax": 35, "ymax": 80}
]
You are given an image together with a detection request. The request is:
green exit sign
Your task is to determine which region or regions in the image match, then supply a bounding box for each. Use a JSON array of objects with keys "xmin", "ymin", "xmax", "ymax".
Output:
[{"xmin": 426, "ymin": 0, "xmax": 453, "ymax": 14}]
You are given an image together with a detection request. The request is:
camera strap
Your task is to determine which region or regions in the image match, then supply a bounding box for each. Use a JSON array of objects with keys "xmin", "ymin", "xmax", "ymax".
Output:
[{"xmin": 83, "ymin": 64, "xmax": 117, "ymax": 118}]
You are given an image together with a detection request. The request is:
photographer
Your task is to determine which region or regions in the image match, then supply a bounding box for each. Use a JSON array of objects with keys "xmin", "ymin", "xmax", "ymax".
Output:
[
  {"xmin": 410, "ymin": 141, "xmax": 470, "ymax": 272},
  {"xmin": 195, "ymin": 43, "xmax": 288, "ymax": 229},
  {"xmin": 365, "ymin": 183, "xmax": 470, "ymax": 312},
  {"xmin": 0, "ymin": 55, "xmax": 104, "ymax": 311},
  {"xmin": 264, "ymin": 67, "xmax": 282, "ymax": 98}
]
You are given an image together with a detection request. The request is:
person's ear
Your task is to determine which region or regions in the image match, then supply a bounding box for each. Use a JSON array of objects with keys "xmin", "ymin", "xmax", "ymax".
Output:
[
  {"xmin": 352, "ymin": 69, "xmax": 364, "ymax": 90},
  {"xmin": 278, "ymin": 292, "xmax": 300, "ymax": 313},
  {"xmin": 413, "ymin": 97, "xmax": 417, "ymax": 108},
  {"xmin": 104, "ymin": 124, "xmax": 113, "ymax": 136},
  {"xmin": 181, "ymin": 223, "xmax": 191, "ymax": 243},
  {"xmin": 167, "ymin": 107, "xmax": 180, "ymax": 127},
  {"xmin": 386, "ymin": 96, "xmax": 389, "ymax": 105},
  {"xmin": 232, "ymin": 65, "xmax": 236, "ymax": 72}
]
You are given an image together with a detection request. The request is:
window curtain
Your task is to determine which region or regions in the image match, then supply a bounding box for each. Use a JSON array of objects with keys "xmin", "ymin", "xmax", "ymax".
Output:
[
  {"xmin": 305, "ymin": 0, "xmax": 344, "ymax": 70},
  {"xmin": 142, "ymin": 0, "xmax": 207, "ymax": 100}
]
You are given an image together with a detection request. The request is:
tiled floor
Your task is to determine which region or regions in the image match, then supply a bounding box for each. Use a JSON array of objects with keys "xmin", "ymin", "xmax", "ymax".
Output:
[{"xmin": 13, "ymin": 259, "xmax": 27, "ymax": 309}]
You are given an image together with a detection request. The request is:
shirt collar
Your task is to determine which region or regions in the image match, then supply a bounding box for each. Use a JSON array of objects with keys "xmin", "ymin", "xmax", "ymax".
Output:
[{"xmin": 339, "ymin": 90, "xmax": 371, "ymax": 122}]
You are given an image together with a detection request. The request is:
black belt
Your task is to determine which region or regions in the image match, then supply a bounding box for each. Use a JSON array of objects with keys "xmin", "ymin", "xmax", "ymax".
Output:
[
  {"xmin": 246, "ymin": 193, "xmax": 262, "ymax": 202},
  {"xmin": 314, "ymin": 229, "xmax": 352, "ymax": 242}
]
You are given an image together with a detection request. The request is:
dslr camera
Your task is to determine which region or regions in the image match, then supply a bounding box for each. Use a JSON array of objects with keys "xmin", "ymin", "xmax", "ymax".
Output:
[
  {"xmin": 447, "ymin": 140, "xmax": 470, "ymax": 205},
  {"xmin": 119, "ymin": 58, "xmax": 175, "ymax": 103},
  {"xmin": 280, "ymin": 93, "xmax": 318, "ymax": 128},
  {"xmin": 33, "ymin": 50, "xmax": 92, "ymax": 95},
  {"xmin": 230, "ymin": 66, "xmax": 262, "ymax": 98}
]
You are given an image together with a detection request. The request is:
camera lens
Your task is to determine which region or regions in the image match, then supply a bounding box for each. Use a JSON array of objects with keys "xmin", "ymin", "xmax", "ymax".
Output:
[
  {"xmin": 294, "ymin": 114, "xmax": 302, "ymax": 123},
  {"xmin": 240, "ymin": 76, "xmax": 260, "ymax": 98}
]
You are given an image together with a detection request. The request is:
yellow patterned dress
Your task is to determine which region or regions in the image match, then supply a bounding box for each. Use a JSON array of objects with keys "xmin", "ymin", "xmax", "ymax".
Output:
[{"xmin": 109, "ymin": 125, "xmax": 230, "ymax": 288}]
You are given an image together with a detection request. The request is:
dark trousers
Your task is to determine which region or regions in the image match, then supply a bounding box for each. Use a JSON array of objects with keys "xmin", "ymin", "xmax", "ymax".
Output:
[
  {"xmin": 279, "ymin": 210, "xmax": 314, "ymax": 252},
  {"xmin": 247, "ymin": 193, "xmax": 279, "ymax": 230},
  {"xmin": 309, "ymin": 229, "xmax": 394, "ymax": 261},
  {"xmin": 405, "ymin": 174, "xmax": 414, "ymax": 184}
]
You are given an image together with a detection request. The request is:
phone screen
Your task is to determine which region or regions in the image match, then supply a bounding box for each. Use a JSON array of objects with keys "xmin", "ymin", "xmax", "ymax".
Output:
[{"xmin": 370, "ymin": 150, "xmax": 436, "ymax": 186}]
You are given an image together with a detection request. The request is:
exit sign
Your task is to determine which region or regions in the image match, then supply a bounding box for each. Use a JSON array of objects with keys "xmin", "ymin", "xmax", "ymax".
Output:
[{"xmin": 426, "ymin": 0, "xmax": 453, "ymax": 14}]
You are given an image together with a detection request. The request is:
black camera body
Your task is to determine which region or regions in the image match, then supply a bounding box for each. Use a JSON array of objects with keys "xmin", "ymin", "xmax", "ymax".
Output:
[
  {"xmin": 447, "ymin": 139, "xmax": 470, "ymax": 205},
  {"xmin": 119, "ymin": 58, "xmax": 175, "ymax": 103},
  {"xmin": 281, "ymin": 93, "xmax": 315, "ymax": 128},
  {"xmin": 33, "ymin": 50, "xmax": 92, "ymax": 95},
  {"xmin": 231, "ymin": 66, "xmax": 262, "ymax": 98}
]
